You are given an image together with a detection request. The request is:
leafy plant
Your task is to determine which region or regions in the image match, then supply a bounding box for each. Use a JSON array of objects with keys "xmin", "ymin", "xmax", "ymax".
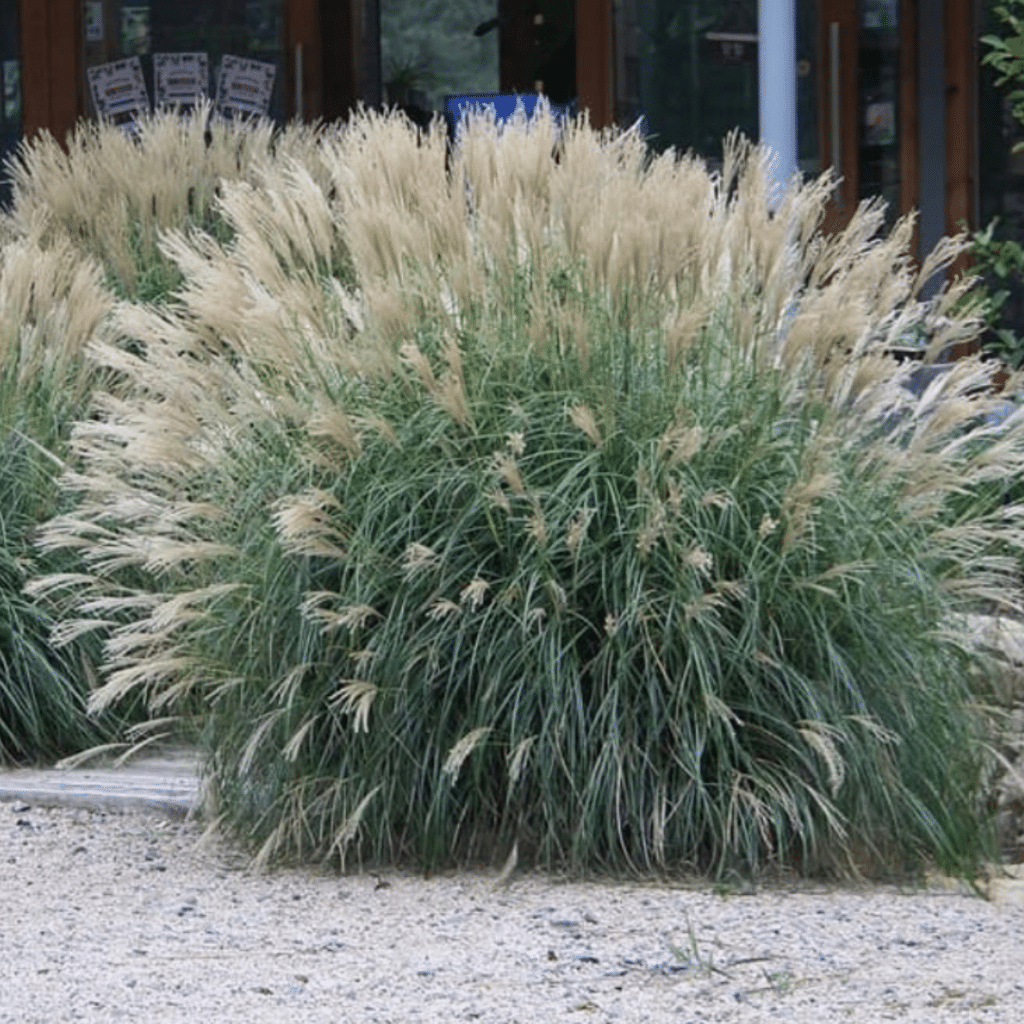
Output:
[
  {"xmin": 975, "ymin": 3, "xmax": 1024, "ymax": 365},
  {"xmin": 962, "ymin": 217, "xmax": 1024, "ymax": 367},
  {"xmin": 982, "ymin": 1, "xmax": 1024, "ymax": 153},
  {"xmin": 384, "ymin": 57, "xmax": 428, "ymax": 105},
  {"xmin": 33, "ymin": 107, "xmax": 1017, "ymax": 880}
]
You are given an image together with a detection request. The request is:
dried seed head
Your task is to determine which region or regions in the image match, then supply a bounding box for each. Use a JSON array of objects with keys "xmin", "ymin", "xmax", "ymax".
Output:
[
  {"xmin": 684, "ymin": 591, "xmax": 727, "ymax": 621},
  {"xmin": 460, "ymin": 576, "xmax": 490, "ymax": 610},
  {"xmin": 507, "ymin": 736, "xmax": 536, "ymax": 788},
  {"xmin": 307, "ymin": 406, "xmax": 362, "ymax": 458},
  {"xmin": 528, "ymin": 507, "xmax": 548, "ymax": 545},
  {"xmin": 565, "ymin": 507, "xmax": 593, "ymax": 558},
  {"xmin": 359, "ymin": 414, "xmax": 401, "ymax": 448},
  {"xmin": 399, "ymin": 341, "xmax": 437, "ymax": 391},
  {"xmin": 568, "ymin": 402, "xmax": 602, "ymax": 448},
  {"xmin": 637, "ymin": 501, "xmax": 668, "ymax": 558},
  {"xmin": 331, "ymin": 680, "xmax": 379, "ymax": 734},
  {"xmin": 489, "ymin": 487, "xmax": 512, "ymax": 514},
  {"xmin": 525, "ymin": 606, "xmax": 547, "ymax": 629},
  {"xmin": 442, "ymin": 726, "xmax": 492, "ymax": 783},
  {"xmin": 272, "ymin": 490, "xmax": 347, "ymax": 557},
  {"xmin": 493, "ymin": 452, "xmax": 526, "ymax": 495},
  {"xmin": 437, "ymin": 369, "xmax": 473, "ymax": 429},
  {"xmin": 684, "ymin": 546, "xmax": 714, "ymax": 576},
  {"xmin": 427, "ymin": 598, "xmax": 460, "ymax": 621},
  {"xmin": 403, "ymin": 542, "xmax": 438, "ymax": 579},
  {"xmin": 700, "ymin": 490, "xmax": 732, "ymax": 510},
  {"xmin": 307, "ymin": 603, "xmax": 379, "ymax": 633},
  {"xmin": 506, "ymin": 431, "xmax": 526, "ymax": 457},
  {"xmin": 658, "ymin": 423, "xmax": 704, "ymax": 464}
]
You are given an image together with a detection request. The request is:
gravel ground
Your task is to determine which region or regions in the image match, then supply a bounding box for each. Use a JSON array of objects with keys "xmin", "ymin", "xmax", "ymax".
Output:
[{"xmin": 2, "ymin": 801, "xmax": 1023, "ymax": 1023}]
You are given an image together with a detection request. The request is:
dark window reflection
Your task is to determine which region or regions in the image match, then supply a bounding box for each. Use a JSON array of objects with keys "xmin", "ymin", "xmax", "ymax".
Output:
[{"xmin": 83, "ymin": 2, "xmax": 284, "ymax": 123}]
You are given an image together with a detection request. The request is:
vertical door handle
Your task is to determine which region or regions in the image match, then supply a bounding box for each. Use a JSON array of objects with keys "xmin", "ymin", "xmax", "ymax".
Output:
[{"xmin": 829, "ymin": 22, "xmax": 844, "ymax": 212}]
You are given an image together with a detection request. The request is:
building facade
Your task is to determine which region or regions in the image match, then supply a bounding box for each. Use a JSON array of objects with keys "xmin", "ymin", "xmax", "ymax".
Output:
[{"xmin": 0, "ymin": 0, "xmax": 1013, "ymax": 254}]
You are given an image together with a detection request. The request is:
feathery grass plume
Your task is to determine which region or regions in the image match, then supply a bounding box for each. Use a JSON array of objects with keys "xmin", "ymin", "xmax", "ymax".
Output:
[
  {"xmin": 4, "ymin": 103, "xmax": 327, "ymax": 302},
  {"xmin": 0, "ymin": 236, "xmax": 128, "ymax": 762},
  {"xmin": 34, "ymin": 102, "xmax": 1024, "ymax": 878}
]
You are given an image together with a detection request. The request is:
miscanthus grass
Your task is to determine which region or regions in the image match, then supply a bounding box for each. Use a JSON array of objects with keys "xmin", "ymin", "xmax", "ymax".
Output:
[
  {"xmin": 33, "ymin": 104, "xmax": 1024, "ymax": 876},
  {"xmin": 3, "ymin": 102, "xmax": 330, "ymax": 302},
  {"xmin": 0, "ymin": 236, "xmax": 121, "ymax": 762}
]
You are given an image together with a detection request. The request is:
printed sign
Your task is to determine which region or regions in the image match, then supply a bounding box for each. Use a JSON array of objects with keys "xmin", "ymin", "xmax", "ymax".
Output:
[
  {"xmin": 216, "ymin": 55, "xmax": 275, "ymax": 120},
  {"xmin": 87, "ymin": 57, "xmax": 150, "ymax": 125},
  {"xmin": 154, "ymin": 52, "xmax": 209, "ymax": 111}
]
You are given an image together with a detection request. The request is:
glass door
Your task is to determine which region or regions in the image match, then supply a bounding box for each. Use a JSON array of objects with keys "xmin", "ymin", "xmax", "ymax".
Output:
[
  {"xmin": 858, "ymin": 0, "xmax": 900, "ymax": 212},
  {"xmin": 821, "ymin": 0, "xmax": 917, "ymax": 233},
  {"xmin": 611, "ymin": 1, "xmax": 918, "ymax": 232},
  {"xmin": 611, "ymin": 0, "xmax": 819, "ymax": 174}
]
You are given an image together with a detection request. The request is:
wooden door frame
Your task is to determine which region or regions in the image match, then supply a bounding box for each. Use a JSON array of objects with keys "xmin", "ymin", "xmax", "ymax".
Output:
[
  {"xmin": 818, "ymin": 0, "xmax": 922, "ymax": 243},
  {"xmin": 819, "ymin": 0, "xmax": 859, "ymax": 226},
  {"xmin": 294, "ymin": 0, "xmax": 977, "ymax": 243},
  {"xmin": 21, "ymin": 0, "xmax": 83, "ymax": 144},
  {"xmin": 577, "ymin": 0, "xmax": 613, "ymax": 128},
  {"xmin": 305, "ymin": 0, "xmax": 617, "ymax": 129},
  {"xmin": 945, "ymin": 0, "xmax": 975, "ymax": 236},
  {"xmin": 11, "ymin": 0, "xmax": 981, "ymax": 227}
]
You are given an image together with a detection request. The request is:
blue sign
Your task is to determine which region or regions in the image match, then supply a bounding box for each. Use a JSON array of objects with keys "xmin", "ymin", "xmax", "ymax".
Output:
[{"xmin": 443, "ymin": 92, "xmax": 574, "ymax": 144}]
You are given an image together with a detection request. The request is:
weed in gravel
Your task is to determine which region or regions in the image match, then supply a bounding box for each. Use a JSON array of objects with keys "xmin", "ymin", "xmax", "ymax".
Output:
[{"xmin": 668, "ymin": 915, "xmax": 728, "ymax": 977}]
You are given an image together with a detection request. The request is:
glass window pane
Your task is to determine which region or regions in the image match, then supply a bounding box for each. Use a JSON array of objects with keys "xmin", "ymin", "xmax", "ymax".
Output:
[
  {"xmin": 83, "ymin": 1, "xmax": 285, "ymax": 122},
  {"xmin": 381, "ymin": 0, "xmax": 499, "ymax": 114},
  {"xmin": 0, "ymin": 0, "xmax": 19, "ymax": 207},
  {"xmin": 614, "ymin": 0, "xmax": 818, "ymax": 175},
  {"xmin": 979, "ymin": 4, "xmax": 1024, "ymax": 342},
  {"xmin": 858, "ymin": 3, "xmax": 900, "ymax": 213}
]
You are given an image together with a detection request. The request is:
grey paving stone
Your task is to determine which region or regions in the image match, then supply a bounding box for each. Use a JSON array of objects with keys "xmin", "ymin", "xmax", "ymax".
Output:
[{"xmin": 0, "ymin": 747, "xmax": 200, "ymax": 817}]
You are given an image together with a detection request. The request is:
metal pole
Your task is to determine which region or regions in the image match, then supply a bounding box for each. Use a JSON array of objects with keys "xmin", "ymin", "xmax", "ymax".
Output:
[
  {"xmin": 758, "ymin": 0, "xmax": 798, "ymax": 204},
  {"xmin": 296, "ymin": 43, "xmax": 304, "ymax": 121}
]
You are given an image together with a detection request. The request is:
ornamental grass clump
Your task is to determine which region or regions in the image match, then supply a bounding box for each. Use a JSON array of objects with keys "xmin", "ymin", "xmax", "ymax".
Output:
[
  {"xmin": 0, "ymin": 235, "xmax": 121, "ymax": 762},
  {"xmin": 33, "ymin": 104, "xmax": 1024, "ymax": 876},
  {"xmin": 3, "ymin": 102, "xmax": 329, "ymax": 301}
]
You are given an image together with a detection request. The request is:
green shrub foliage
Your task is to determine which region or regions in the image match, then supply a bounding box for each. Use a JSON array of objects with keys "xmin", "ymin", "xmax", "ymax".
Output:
[
  {"xmin": 33, "ymin": 106, "xmax": 1024, "ymax": 876},
  {"xmin": 0, "ymin": 238, "xmax": 117, "ymax": 763}
]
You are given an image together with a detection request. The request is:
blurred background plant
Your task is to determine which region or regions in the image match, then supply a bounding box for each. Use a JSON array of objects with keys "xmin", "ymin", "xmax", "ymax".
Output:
[
  {"xmin": 384, "ymin": 57, "xmax": 429, "ymax": 107},
  {"xmin": 380, "ymin": 0, "xmax": 498, "ymax": 113},
  {"xmin": 962, "ymin": 217, "xmax": 1024, "ymax": 368},
  {"xmin": 982, "ymin": 2, "xmax": 1024, "ymax": 143},
  {"xmin": 26, "ymin": 105, "xmax": 1021, "ymax": 882},
  {"xmin": 972, "ymin": 0, "xmax": 1024, "ymax": 367}
]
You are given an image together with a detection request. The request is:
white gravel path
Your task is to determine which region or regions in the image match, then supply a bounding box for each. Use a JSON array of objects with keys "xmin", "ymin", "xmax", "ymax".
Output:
[{"xmin": 2, "ymin": 801, "xmax": 1023, "ymax": 1023}]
